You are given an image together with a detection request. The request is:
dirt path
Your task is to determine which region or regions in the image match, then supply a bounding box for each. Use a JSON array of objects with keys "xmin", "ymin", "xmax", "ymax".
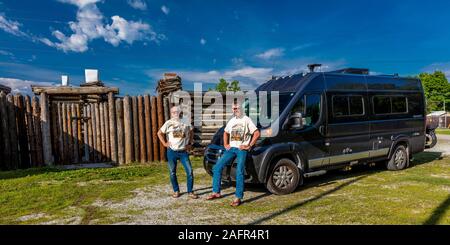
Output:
[{"xmin": 427, "ymin": 134, "xmax": 450, "ymax": 156}]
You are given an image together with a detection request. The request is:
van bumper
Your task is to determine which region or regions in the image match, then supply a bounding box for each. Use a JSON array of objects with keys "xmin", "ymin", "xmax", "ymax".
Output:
[{"xmin": 203, "ymin": 144, "xmax": 260, "ymax": 184}]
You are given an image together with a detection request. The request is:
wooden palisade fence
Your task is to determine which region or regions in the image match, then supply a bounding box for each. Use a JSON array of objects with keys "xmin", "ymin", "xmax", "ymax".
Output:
[{"xmin": 0, "ymin": 91, "xmax": 169, "ymax": 170}]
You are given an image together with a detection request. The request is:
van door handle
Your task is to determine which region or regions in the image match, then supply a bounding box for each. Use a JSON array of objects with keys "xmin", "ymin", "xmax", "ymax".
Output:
[{"xmin": 319, "ymin": 125, "xmax": 325, "ymax": 135}]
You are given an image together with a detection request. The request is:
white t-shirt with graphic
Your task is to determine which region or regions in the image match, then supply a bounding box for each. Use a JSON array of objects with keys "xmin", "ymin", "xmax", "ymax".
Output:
[
  {"xmin": 224, "ymin": 115, "xmax": 258, "ymax": 149},
  {"xmin": 159, "ymin": 118, "xmax": 193, "ymax": 151}
]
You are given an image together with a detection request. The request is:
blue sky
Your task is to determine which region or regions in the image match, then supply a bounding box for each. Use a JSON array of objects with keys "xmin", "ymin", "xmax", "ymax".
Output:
[{"xmin": 1, "ymin": 0, "xmax": 450, "ymax": 95}]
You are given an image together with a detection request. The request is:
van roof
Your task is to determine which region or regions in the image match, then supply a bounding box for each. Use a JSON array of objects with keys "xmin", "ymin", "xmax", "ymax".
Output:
[
  {"xmin": 256, "ymin": 73, "xmax": 312, "ymax": 92},
  {"xmin": 256, "ymin": 69, "xmax": 421, "ymax": 93}
]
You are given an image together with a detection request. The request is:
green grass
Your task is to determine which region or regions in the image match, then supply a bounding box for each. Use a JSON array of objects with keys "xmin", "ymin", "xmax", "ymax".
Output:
[
  {"xmin": 0, "ymin": 158, "xmax": 206, "ymax": 224},
  {"xmin": 0, "ymin": 154, "xmax": 449, "ymax": 225},
  {"xmin": 436, "ymin": 128, "xmax": 450, "ymax": 135}
]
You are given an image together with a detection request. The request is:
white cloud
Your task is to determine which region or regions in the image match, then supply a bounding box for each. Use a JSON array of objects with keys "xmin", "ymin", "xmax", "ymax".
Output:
[
  {"xmin": 128, "ymin": 0, "xmax": 147, "ymax": 11},
  {"xmin": 422, "ymin": 62, "xmax": 450, "ymax": 79},
  {"xmin": 292, "ymin": 43, "xmax": 316, "ymax": 51},
  {"xmin": 58, "ymin": 0, "xmax": 100, "ymax": 8},
  {"xmin": 161, "ymin": 5, "xmax": 170, "ymax": 15},
  {"xmin": 0, "ymin": 50, "xmax": 13, "ymax": 56},
  {"xmin": 224, "ymin": 67, "xmax": 273, "ymax": 82},
  {"xmin": 0, "ymin": 77, "xmax": 57, "ymax": 94},
  {"xmin": 146, "ymin": 66, "xmax": 273, "ymax": 89},
  {"xmin": 200, "ymin": 38, "xmax": 206, "ymax": 45},
  {"xmin": 0, "ymin": 14, "xmax": 27, "ymax": 37},
  {"xmin": 231, "ymin": 57, "xmax": 244, "ymax": 66},
  {"xmin": 256, "ymin": 48, "xmax": 285, "ymax": 60},
  {"xmin": 44, "ymin": 0, "xmax": 163, "ymax": 53},
  {"xmin": 144, "ymin": 59, "xmax": 347, "ymax": 90}
]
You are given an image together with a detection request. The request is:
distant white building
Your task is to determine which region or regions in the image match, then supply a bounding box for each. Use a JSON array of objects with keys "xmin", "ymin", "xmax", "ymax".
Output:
[{"xmin": 427, "ymin": 111, "xmax": 450, "ymax": 128}]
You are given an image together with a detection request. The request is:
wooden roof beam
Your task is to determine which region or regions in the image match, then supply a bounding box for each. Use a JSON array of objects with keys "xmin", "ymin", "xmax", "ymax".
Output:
[{"xmin": 31, "ymin": 86, "xmax": 119, "ymax": 95}]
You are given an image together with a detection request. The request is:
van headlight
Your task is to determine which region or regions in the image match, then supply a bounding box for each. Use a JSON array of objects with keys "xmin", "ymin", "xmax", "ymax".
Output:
[{"xmin": 260, "ymin": 128, "xmax": 273, "ymax": 137}]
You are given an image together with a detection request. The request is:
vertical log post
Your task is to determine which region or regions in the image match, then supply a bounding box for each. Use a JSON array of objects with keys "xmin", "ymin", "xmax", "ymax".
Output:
[
  {"xmin": 95, "ymin": 103, "xmax": 102, "ymax": 162},
  {"xmin": 72, "ymin": 103, "xmax": 79, "ymax": 163},
  {"xmin": 51, "ymin": 102, "xmax": 59, "ymax": 164},
  {"xmin": 76, "ymin": 103, "xmax": 82, "ymax": 161},
  {"xmin": 7, "ymin": 94, "xmax": 19, "ymax": 169},
  {"xmin": 138, "ymin": 96, "xmax": 147, "ymax": 163},
  {"xmin": 99, "ymin": 102, "xmax": 106, "ymax": 161},
  {"xmin": 116, "ymin": 98, "xmax": 125, "ymax": 164},
  {"xmin": 157, "ymin": 94, "xmax": 166, "ymax": 161},
  {"xmin": 104, "ymin": 102, "xmax": 111, "ymax": 161},
  {"xmin": 33, "ymin": 97, "xmax": 43, "ymax": 166},
  {"xmin": 67, "ymin": 103, "xmax": 73, "ymax": 164},
  {"xmin": 87, "ymin": 104, "xmax": 94, "ymax": 162},
  {"xmin": 40, "ymin": 92, "xmax": 53, "ymax": 165},
  {"xmin": 151, "ymin": 96, "xmax": 159, "ymax": 161},
  {"xmin": 57, "ymin": 103, "xmax": 64, "ymax": 165},
  {"xmin": 25, "ymin": 96, "xmax": 37, "ymax": 167},
  {"xmin": 0, "ymin": 92, "xmax": 11, "ymax": 169},
  {"xmin": 90, "ymin": 104, "xmax": 97, "ymax": 162},
  {"xmin": 83, "ymin": 105, "xmax": 89, "ymax": 162},
  {"xmin": 144, "ymin": 95, "xmax": 153, "ymax": 162},
  {"xmin": 108, "ymin": 92, "xmax": 118, "ymax": 164},
  {"xmin": 62, "ymin": 104, "xmax": 68, "ymax": 164},
  {"xmin": 15, "ymin": 94, "xmax": 30, "ymax": 168},
  {"xmin": 123, "ymin": 96, "xmax": 133, "ymax": 163},
  {"xmin": 132, "ymin": 96, "xmax": 140, "ymax": 162}
]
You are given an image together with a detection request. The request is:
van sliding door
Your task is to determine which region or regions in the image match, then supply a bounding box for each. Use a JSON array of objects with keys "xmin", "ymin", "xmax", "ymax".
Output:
[{"xmin": 325, "ymin": 93, "xmax": 371, "ymax": 166}]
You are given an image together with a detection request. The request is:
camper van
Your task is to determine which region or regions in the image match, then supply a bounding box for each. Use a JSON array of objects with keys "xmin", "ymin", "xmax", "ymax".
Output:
[{"xmin": 203, "ymin": 66, "xmax": 427, "ymax": 195}]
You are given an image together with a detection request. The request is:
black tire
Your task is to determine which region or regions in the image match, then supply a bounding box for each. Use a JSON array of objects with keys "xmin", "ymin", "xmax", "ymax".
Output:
[
  {"xmin": 425, "ymin": 131, "xmax": 437, "ymax": 149},
  {"xmin": 387, "ymin": 144, "xmax": 409, "ymax": 171},
  {"xmin": 266, "ymin": 158, "xmax": 301, "ymax": 195}
]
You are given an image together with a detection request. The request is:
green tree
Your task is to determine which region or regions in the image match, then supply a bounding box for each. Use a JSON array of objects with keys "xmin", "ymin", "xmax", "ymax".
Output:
[
  {"xmin": 228, "ymin": 80, "xmax": 241, "ymax": 92},
  {"xmin": 213, "ymin": 78, "xmax": 241, "ymax": 92},
  {"xmin": 215, "ymin": 78, "xmax": 229, "ymax": 92},
  {"xmin": 418, "ymin": 71, "xmax": 450, "ymax": 112}
]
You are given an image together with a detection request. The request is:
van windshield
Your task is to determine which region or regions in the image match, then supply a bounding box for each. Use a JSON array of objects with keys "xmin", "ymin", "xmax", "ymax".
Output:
[{"xmin": 241, "ymin": 92, "xmax": 295, "ymax": 127}]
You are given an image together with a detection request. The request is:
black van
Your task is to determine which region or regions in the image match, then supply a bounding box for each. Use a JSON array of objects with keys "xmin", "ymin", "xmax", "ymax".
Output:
[{"xmin": 203, "ymin": 67, "xmax": 426, "ymax": 195}]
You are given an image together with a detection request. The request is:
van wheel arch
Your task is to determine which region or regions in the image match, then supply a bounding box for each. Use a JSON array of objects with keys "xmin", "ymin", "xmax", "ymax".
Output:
[
  {"xmin": 387, "ymin": 141, "xmax": 410, "ymax": 170},
  {"xmin": 389, "ymin": 140, "xmax": 410, "ymax": 159},
  {"xmin": 266, "ymin": 158, "xmax": 303, "ymax": 195}
]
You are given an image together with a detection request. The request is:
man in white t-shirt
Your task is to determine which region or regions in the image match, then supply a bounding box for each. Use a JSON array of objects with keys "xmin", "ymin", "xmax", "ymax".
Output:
[
  {"xmin": 206, "ymin": 102, "xmax": 260, "ymax": 207},
  {"xmin": 158, "ymin": 106, "xmax": 198, "ymax": 199}
]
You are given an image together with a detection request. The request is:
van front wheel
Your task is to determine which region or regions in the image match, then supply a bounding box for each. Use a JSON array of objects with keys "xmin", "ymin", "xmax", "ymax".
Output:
[{"xmin": 266, "ymin": 159, "xmax": 301, "ymax": 195}]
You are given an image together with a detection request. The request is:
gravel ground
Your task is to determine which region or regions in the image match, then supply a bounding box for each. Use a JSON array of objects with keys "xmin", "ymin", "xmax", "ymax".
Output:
[
  {"xmin": 426, "ymin": 134, "xmax": 450, "ymax": 156},
  {"xmin": 88, "ymin": 136, "xmax": 450, "ymax": 225},
  {"xmin": 14, "ymin": 134, "xmax": 448, "ymax": 225}
]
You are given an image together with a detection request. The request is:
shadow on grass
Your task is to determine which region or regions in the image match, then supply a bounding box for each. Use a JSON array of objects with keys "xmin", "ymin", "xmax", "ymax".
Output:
[
  {"xmin": 423, "ymin": 195, "xmax": 450, "ymax": 225},
  {"xmin": 247, "ymin": 175, "xmax": 368, "ymax": 225},
  {"xmin": 410, "ymin": 151, "xmax": 443, "ymax": 168}
]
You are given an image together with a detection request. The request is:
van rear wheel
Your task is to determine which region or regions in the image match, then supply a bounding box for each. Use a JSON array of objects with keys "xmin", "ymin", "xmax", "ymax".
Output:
[
  {"xmin": 387, "ymin": 145, "xmax": 409, "ymax": 171},
  {"xmin": 266, "ymin": 159, "xmax": 301, "ymax": 195}
]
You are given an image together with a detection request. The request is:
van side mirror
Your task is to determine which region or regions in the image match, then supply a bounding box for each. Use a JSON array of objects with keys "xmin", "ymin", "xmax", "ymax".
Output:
[{"xmin": 289, "ymin": 112, "xmax": 304, "ymax": 130}]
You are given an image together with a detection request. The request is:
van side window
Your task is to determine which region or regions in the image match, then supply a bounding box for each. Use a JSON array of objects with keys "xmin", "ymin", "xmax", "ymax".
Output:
[
  {"xmin": 373, "ymin": 96, "xmax": 408, "ymax": 115},
  {"xmin": 392, "ymin": 96, "xmax": 407, "ymax": 113},
  {"xmin": 373, "ymin": 96, "xmax": 391, "ymax": 114},
  {"xmin": 290, "ymin": 94, "xmax": 321, "ymax": 127},
  {"xmin": 332, "ymin": 95, "xmax": 364, "ymax": 117}
]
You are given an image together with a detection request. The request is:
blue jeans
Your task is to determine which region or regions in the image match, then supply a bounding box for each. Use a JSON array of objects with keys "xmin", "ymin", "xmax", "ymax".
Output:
[
  {"xmin": 167, "ymin": 149, "xmax": 194, "ymax": 193},
  {"xmin": 212, "ymin": 147, "xmax": 247, "ymax": 199}
]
